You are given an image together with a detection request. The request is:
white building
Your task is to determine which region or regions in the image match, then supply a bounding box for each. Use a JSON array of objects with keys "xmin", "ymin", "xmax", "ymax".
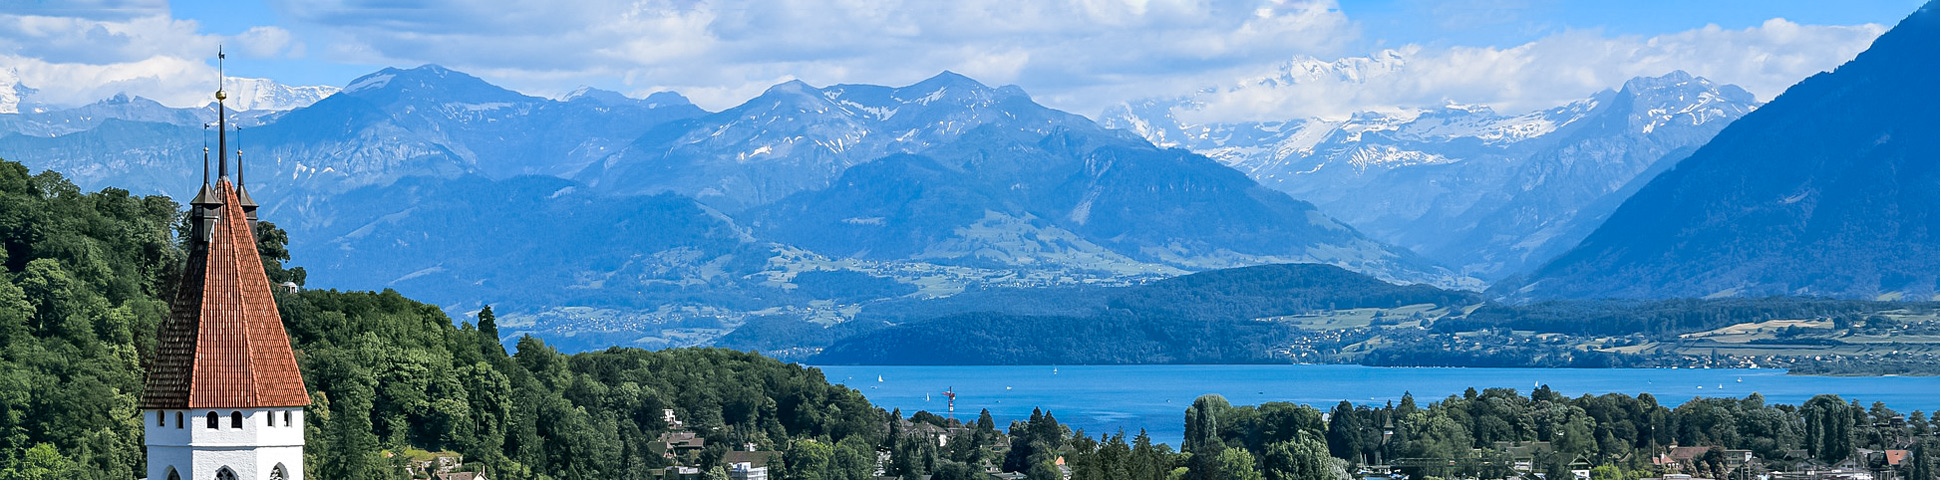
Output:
[
  {"xmin": 729, "ymin": 462, "xmax": 769, "ymax": 480},
  {"xmin": 142, "ymin": 73, "xmax": 310, "ymax": 480}
]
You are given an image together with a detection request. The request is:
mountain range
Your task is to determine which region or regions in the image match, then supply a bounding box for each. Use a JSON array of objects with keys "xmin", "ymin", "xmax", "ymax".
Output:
[
  {"xmin": 0, "ymin": 64, "xmax": 1478, "ymax": 350},
  {"xmin": 1508, "ymin": 1, "xmax": 1940, "ymax": 300},
  {"xmin": 1103, "ymin": 70, "xmax": 1760, "ymax": 279},
  {"xmin": 1, "ymin": 3, "xmax": 1935, "ymax": 354},
  {"xmin": 0, "ymin": 72, "xmax": 333, "ymax": 117}
]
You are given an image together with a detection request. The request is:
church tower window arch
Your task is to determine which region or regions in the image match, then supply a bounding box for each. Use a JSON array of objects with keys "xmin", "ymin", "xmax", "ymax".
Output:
[
  {"xmin": 215, "ymin": 466, "xmax": 238, "ymax": 480},
  {"xmin": 206, "ymin": 412, "xmax": 219, "ymax": 429},
  {"xmin": 230, "ymin": 411, "xmax": 243, "ymax": 428}
]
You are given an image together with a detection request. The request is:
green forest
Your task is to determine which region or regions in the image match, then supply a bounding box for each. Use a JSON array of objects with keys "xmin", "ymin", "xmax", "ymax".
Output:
[
  {"xmin": 1050, "ymin": 389, "xmax": 1940, "ymax": 480},
  {"xmin": 0, "ymin": 160, "xmax": 901, "ymax": 479}
]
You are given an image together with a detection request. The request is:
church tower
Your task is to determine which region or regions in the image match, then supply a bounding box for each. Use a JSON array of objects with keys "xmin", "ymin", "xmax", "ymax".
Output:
[{"xmin": 142, "ymin": 50, "xmax": 309, "ymax": 480}]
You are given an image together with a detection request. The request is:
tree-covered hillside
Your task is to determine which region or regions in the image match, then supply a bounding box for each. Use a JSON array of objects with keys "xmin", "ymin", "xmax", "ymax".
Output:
[
  {"xmin": 0, "ymin": 161, "xmax": 178, "ymax": 479},
  {"xmin": 283, "ymin": 289, "xmax": 891, "ymax": 479},
  {"xmin": 808, "ymin": 263, "xmax": 1940, "ymax": 371},
  {"xmin": 812, "ymin": 264, "xmax": 1480, "ymax": 364},
  {"xmin": 0, "ymin": 158, "xmax": 905, "ymax": 480}
]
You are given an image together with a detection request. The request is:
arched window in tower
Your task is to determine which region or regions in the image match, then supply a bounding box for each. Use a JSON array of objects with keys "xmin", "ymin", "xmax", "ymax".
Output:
[
  {"xmin": 284, "ymin": 410, "xmax": 292, "ymax": 427},
  {"xmin": 156, "ymin": 411, "xmax": 165, "ymax": 426},
  {"xmin": 270, "ymin": 463, "xmax": 288, "ymax": 480},
  {"xmin": 230, "ymin": 411, "xmax": 243, "ymax": 429},
  {"xmin": 166, "ymin": 467, "xmax": 181, "ymax": 480},
  {"xmin": 206, "ymin": 412, "xmax": 219, "ymax": 429},
  {"xmin": 215, "ymin": 466, "xmax": 238, "ymax": 480},
  {"xmin": 267, "ymin": 411, "xmax": 275, "ymax": 427},
  {"xmin": 176, "ymin": 411, "xmax": 184, "ymax": 429}
]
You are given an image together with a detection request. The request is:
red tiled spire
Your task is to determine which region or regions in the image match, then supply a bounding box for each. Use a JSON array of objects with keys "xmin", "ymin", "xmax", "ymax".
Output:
[{"xmin": 141, "ymin": 178, "xmax": 308, "ymax": 409}]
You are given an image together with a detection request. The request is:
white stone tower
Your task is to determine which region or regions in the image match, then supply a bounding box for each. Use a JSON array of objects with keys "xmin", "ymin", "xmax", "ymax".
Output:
[{"xmin": 142, "ymin": 48, "xmax": 309, "ymax": 480}]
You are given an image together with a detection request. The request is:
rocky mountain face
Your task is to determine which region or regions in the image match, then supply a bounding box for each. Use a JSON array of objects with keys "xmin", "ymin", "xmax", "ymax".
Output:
[
  {"xmin": 263, "ymin": 65, "xmax": 707, "ymax": 193},
  {"xmin": 1509, "ymin": 2, "xmax": 1940, "ymax": 300},
  {"xmin": 1102, "ymin": 71, "xmax": 1759, "ymax": 278},
  {"xmin": 0, "ymin": 65, "xmax": 709, "ymax": 228},
  {"xmin": 750, "ymin": 124, "xmax": 1459, "ymax": 286},
  {"xmin": 579, "ymin": 72, "xmax": 1092, "ymax": 211}
]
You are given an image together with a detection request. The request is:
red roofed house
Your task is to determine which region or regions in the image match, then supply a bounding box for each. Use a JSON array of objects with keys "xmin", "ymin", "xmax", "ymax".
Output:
[
  {"xmin": 142, "ymin": 60, "xmax": 310, "ymax": 480},
  {"xmin": 1885, "ymin": 449, "xmax": 1909, "ymax": 467}
]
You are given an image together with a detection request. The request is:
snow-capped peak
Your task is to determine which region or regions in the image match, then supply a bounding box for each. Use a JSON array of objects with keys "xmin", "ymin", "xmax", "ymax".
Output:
[
  {"xmin": 0, "ymin": 69, "xmax": 35, "ymax": 114},
  {"xmin": 1615, "ymin": 71, "xmax": 1760, "ymax": 134},
  {"xmin": 220, "ymin": 77, "xmax": 339, "ymax": 111},
  {"xmin": 1262, "ymin": 49, "xmax": 1410, "ymax": 88}
]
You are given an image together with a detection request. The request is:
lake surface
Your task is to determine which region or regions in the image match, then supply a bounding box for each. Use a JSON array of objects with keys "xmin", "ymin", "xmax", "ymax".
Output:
[{"xmin": 814, "ymin": 365, "xmax": 1940, "ymax": 446}]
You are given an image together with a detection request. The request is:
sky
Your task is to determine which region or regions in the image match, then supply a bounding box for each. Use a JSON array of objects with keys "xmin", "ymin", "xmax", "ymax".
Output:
[{"xmin": 0, "ymin": 0, "xmax": 1927, "ymax": 122}]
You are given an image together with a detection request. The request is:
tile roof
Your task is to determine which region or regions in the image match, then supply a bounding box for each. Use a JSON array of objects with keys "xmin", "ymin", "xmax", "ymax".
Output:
[
  {"xmin": 142, "ymin": 179, "xmax": 309, "ymax": 409},
  {"xmin": 1668, "ymin": 446, "xmax": 1713, "ymax": 461}
]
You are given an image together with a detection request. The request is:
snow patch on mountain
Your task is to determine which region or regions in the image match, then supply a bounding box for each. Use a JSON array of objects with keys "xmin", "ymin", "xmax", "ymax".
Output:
[{"xmin": 344, "ymin": 73, "xmax": 395, "ymax": 93}]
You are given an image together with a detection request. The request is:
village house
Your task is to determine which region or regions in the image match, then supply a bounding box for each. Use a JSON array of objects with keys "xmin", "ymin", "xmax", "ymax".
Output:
[
  {"xmin": 400, "ymin": 452, "xmax": 466, "ymax": 477},
  {"xmin": 661, "ymin": 466, "xmax": 703, "ymax": 480},
  {"xmin": 1769, "ymin": 470, "xmax": 1877, "ymax": 480},
  {"xmin": 728, "ymin": 461, "xmax": 769, "ymax": 480},
  {"xmin": 656, "ymin": 431, "xmax": 707, "ymax": 459}
]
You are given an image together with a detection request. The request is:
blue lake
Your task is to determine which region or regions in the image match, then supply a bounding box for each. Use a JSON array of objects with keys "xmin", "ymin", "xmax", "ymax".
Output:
[{"xmin": 814, "ymin": 365, "xmax": 1940, "ymax": 447}]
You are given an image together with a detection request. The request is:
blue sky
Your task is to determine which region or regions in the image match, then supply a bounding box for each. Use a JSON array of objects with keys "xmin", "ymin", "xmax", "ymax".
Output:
[
  {"xmin": 0, "ymin": 0, "xmax": 1926, "ymax": 120},
  {"xmin": 1342, "ymin": 1, "xmax": 1920, "ymax": 47}
]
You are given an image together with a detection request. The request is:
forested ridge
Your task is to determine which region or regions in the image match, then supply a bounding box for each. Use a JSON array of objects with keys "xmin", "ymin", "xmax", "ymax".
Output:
[
  {"xmin": 812, "ymin": 263, "xmax": 1481, "ymax": 364},
  {"xmin": 812, "ymin": 264, "xmax": 1940, "ymax": 370}
]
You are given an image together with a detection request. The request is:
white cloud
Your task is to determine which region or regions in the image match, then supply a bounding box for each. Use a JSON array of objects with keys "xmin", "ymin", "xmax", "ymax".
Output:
[
  {"xmin": 1180, "ymin": 19, "xmax": 1888, "ymax": 123},
  {"xmin": 0, "ymin": 7, "xmax": 308, "ymax": 107},
  {"xmin": 273, "ymin": 0, "xmax": 1360, "ymax": 111},
  {"xmin": 0, "ymin": 53, "xmax": 209, "ymax": 106},
  {"xmin": 237, "ymin": 26, "xmax": 299, "ymax": 58},
  {"xmin": 0, "ymin": 0, "xmax": 1896, "ymax": 121}
]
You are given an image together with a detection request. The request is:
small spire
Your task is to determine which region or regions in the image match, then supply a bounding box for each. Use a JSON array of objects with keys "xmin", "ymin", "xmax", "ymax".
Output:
[
  {"xmin": 236, "ymin": 126, "xmax": 243, "ymax": 187},
  {"xmin": 200, "ymin": 123, "xmax": 210, "ymax": 186}
]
